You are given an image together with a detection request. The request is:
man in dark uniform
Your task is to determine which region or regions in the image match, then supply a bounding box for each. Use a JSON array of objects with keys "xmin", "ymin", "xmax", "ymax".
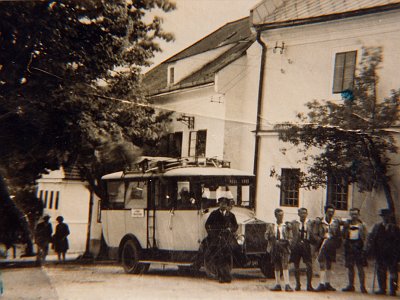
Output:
[
  {"xmin": 205, "ymin": 197, "xmax": 238, "ymax": 283},
  {"xmin": 290, "ymin": 207, "xmax": 315, "ymax": 291},
  {"xmin": 314, "ymin": 204, "xmax": 342, "ymax": 292},
  {"xmin": 367, "ymin": 209, "xmax": 400, "ymax": 296},
  {"xmin": 342, "ymin": 208, "xmax": 368, "ymax": 293}
]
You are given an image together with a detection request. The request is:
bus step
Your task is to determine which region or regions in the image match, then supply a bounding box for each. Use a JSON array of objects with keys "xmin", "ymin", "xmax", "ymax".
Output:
[{"xmin": 139, "ymin": 260, "xmax": 192, "ymax": 266}]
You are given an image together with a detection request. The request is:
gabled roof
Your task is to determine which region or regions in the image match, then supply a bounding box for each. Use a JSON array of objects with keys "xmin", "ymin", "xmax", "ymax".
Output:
[
  {"xmin": 143, "ymin": 17, "xmax": 255, "ymax": 97},
  {"xmin": 63, "ymin": 165, "xmax": 83, "ymax": 180},
  {"xmin": 251, "ymin": 0, "xmax": 400, "ymax": 29}
]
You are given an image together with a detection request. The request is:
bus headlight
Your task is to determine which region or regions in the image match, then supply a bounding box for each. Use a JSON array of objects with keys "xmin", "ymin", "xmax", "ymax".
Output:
[{"xmin": 236, "ymin": 235, "xmax": 245, "ymax": 245}]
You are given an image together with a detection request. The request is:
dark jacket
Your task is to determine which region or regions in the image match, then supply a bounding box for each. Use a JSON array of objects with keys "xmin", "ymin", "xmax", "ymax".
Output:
[
  {"xmin": 205, "ymin": 209, "xmax": 238, "ymax": 238},
  {"xmin": 313, "ymin": 217, "xmax": 342, "ymax": 250},
  {"xmin": 367, "ymin": 222, "xmax": 400, "ymax": 264},
  {"xmin": 265, "ymin": 222, "xmax": 292, "ymax": 255},
  {"xmin": 342, "ymin": 219, "xmax": 367, "ymax": 242},
  {"xmin": 291, "ymin": 219, "xmax": 316, "ymax": 245},
  {"xmin": 35, "ymin": 221, "xmax": 53, "ymax": 247},
  {"xmin": 53, "ymin": 223, "xmax": 70, "ymax": 253}
]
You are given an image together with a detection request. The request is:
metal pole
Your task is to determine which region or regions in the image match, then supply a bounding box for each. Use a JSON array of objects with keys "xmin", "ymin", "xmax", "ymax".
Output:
[{"xmin": 372, "ymin": 260, "xmax": 377, "ymax": 293}]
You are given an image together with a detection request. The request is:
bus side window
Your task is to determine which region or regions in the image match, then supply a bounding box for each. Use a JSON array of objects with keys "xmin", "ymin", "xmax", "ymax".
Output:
[
  {"xmin": 176, "ymin": 181, "xmax": 196, "ymax": 210},
  {"xmin": 107, "ymin": 181, "xmax": 125, "ymax": 209},
  {"xmin": 125, "ymin": 181, "xmax": 147, "ymax": 209},
  {"xmin": 159, "ymin": 181, "xmax": 174, "ymax": 210}
]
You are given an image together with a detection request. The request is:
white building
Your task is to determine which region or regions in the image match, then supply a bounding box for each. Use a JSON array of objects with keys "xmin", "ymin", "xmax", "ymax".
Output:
[
  {"xmin": 36, "ymin": 167, "xmax": 102, "ymax": 254},
  {"xmin": 250, "ymin": 0, "xmax": 400, "ymax": 226},
  {"xmin": 34, "ymin": 18, "xmax": 263, "ymax": 254},
  {"xmin": 143, "ymin": 17, "xmax": 261, "ymax": 173},
  {"xmin": 36, "ymin": 2, "xmax": 400, "ymax": 252}
]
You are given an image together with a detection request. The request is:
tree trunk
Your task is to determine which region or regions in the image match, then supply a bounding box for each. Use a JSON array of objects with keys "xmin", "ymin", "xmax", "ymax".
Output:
[{"xmin": 82, "ymin": 189, "xmax": 94, "ymax": 259}]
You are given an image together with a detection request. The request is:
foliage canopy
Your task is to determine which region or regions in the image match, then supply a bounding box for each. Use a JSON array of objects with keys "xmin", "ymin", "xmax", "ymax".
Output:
[{"xmin": 0, "ymin": 0, "xmax": 175, "ymax": 244}]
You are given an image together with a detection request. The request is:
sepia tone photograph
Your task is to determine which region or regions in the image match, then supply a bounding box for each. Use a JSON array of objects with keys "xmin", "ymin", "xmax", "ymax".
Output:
[{"xmin": 1, "ymin": 0, "xmax": 400, "ymax": 299}]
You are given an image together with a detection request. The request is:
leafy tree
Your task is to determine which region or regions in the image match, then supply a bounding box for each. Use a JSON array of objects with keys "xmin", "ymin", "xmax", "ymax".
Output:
[
  {"xmin": 0, "ymin": 0, "xmax": 175, "ymax": 249},
  {"xmin": 275, "ymin": 48, "xmax": 400, "ymax": 219}
]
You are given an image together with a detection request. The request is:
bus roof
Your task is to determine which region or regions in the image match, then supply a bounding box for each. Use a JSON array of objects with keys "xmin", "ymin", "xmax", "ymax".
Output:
[{"xmin": 102, "ymin": 167, "xmax": 254, "ymax": 180}]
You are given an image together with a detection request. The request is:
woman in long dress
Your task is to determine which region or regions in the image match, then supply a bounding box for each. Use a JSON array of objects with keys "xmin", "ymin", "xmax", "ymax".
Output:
[{"xmin": 53, "ymin": 216, "xmax": 70, "ymax": 262}]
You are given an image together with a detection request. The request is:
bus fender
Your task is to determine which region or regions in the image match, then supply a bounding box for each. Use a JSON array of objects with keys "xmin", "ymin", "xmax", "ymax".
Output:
[{"xmin": 118, "ymin": 234, "xmax": 142, "ymax": 262}]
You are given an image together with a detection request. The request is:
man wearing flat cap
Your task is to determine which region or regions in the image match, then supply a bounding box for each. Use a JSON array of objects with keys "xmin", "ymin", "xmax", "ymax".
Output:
[
  {"xmin": 367, "ymin": 208, "xmax": 400, "ymax": 296},
  {"xmin": 34, "ymin": 214, "xmax": 53, "ymax": 264},
  {"xmin": 205, "ymin": 197, "xmax": 238, "ymax": 283}
]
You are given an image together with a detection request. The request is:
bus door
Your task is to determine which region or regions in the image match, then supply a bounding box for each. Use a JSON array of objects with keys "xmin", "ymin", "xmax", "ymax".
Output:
[
  {"xmin": 102, "ymin": 180, "xmax": 127, "ymax": 248},
  {"xmin": 170, "ymin": 180, "xmax": 201, "ymax": 251},
  {"xmin": 124, "ymin": 179, "xmax": 148, "ymax": 249},
  {"xmin": 151, "ymin": 179, "xmax": 174, "ymax": 250}
]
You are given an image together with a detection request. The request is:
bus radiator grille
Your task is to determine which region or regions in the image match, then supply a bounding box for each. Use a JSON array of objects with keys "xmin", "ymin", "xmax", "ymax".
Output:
[{"xmin": 244, "ymin": 223, "xmax": 267, "ymax": 253}]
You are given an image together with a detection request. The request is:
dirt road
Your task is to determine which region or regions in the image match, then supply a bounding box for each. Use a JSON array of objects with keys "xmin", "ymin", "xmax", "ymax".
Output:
[{"xmin": 1, "ymin": 263, "xmax": 395, "ymax": 300}]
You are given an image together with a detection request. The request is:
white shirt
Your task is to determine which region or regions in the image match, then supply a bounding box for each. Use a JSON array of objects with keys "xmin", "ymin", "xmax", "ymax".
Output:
[
  {"xmin": 322, "ymin": 218, "xmax": 333, "ymax": 239},
  {"xmin": 299, "ymin": 218, "xmax": 309, "ymax": 239},
  {"xmin": 275, "ymin": 223, "xmax": 284, "ymax": 240},
  {"xmin": 349, "ymin": 223, "xmax": 361, "ymax": 240}
]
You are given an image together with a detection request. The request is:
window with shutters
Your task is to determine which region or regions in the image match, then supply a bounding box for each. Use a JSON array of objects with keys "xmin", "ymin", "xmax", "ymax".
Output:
[
  {"xmin": 327, "ymin": 174, "xmax": 348, "ymax": 210},
  {"xmin": 332, "ymin": 51, "xmax": 357, "ymax": 93},
  {"xmin": 188, "ymin": 130, "xmax": 207, "ymax": 157},
  {"xmin": 280, "ymin": 168, "xmax": 300, "ymax": 207}
]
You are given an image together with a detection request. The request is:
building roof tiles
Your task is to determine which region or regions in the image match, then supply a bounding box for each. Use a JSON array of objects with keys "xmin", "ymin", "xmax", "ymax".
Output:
[
  {"xmin": 143, "ymin": 17, "xmax": 254, "ymax": 96},
  {"xmin": 251, "ymin": 0, "xmax": 400, "ymax": 27}
]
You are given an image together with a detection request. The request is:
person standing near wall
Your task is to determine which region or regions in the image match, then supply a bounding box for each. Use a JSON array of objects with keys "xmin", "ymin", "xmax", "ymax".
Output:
[
  {"xmin": 314, "ymin": 204, "xmax": 342, "ymax": 292},
  {"xmin": 265, "ymin": 208, "xmax": 293, "ymax": 291},
  {"xmin": 290, "ymin": 207, "xmax": 315, "ymax": 291},
  {"xmin": 366, "ymin": 209, "xmax": 400, "ymax": 296},
  {"xmin": 53, "ymin": 216, "xmax": 70, "ymax": 262},
  {"xmin": 34, "ymin": 214, "xmax": 52, "ymax": 264},
  {"xmin": 205, "ymin": 197, "xmax": 238, "ymax": 283},
  {"xmin": 341, "ymin": 208, "xmax": 368, "ymax": 293}
]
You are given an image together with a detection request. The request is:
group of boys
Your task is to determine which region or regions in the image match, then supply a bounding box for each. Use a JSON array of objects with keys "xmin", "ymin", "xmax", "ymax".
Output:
[{"xmin": 265, "ymin": 205, "xmax": 400, "ymax": 296}]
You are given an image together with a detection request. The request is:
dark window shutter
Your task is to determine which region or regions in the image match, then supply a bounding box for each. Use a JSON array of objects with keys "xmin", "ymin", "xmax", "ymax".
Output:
[
  {"xmin": 343, "ymin": 51, "xmax": 357, "ymax": 90},
  {"xmin": 196, "ymin": 130, "xmax": 207, "ymax": 158},
  {"xmin": 332, "ymin": 51, "xmax": 357, "ymax": 93},
  {"xmin": 169, "ymin": 67, "xmax": 174, "ymax": 84},
  {"xmin": 333, "ymin": 52, "xmax": 345, "ymax": 93},
  {"xmin": 188, "ymin": 131, "xmax": 197, "ymax": 157}
]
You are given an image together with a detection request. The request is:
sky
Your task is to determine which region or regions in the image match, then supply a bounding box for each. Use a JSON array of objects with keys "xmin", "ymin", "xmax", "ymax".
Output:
[{"xmin": 145, "ymin": 0, "xmax": 261, "ymax": 71}]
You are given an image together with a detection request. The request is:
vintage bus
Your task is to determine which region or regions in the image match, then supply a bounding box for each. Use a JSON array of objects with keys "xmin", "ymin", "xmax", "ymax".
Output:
[{"xmin": 100, "ymin": 157, "xmax": 273, "ymax": 277}]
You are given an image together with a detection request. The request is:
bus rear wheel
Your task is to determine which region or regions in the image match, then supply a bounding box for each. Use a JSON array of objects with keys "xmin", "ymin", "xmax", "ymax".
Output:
[{"xmin": 121, "ymin": 239, "xmax": 149, "ymax": 274}]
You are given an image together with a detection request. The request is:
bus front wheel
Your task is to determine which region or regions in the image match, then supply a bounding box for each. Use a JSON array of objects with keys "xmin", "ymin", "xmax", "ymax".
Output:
[{"xmin": 121, "ymin": 239, "xmax": 149, "ymax": 274}]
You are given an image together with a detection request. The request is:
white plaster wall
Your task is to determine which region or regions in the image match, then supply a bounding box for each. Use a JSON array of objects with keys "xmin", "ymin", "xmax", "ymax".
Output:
[
  {"xmin": 170, "ymin": 44, "xmax": 233, "ymax": 84},
  {"xmin": 152, "ymin": 85, "xmax": 226, "ymax": 159},
  {"xmin": 216, "ymin": 42, "xmax": 261, "ymax": 172},
  {"xmin": 255, "ymin": 133, "xmax": 327, "ymax": 223},
  {"xmin": 256, "ymin": 10, "xmax": 400, "ymax": 226},
  {"xmin": 37, "ymin": 168, "xmax": 102, "ymax": 254},
  {"xmin": 38, "ymin": 180, "xmax": 89, "ymax": 254},
  {"xmin": 260, "ymin": 10, "xmax": 400, "ymax": 126}
]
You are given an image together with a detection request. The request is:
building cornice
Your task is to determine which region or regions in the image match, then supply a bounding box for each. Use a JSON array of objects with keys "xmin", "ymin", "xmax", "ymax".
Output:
[{"xmin": 253, "ymin": 3, "xmax": 400, "ymax": 31}]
